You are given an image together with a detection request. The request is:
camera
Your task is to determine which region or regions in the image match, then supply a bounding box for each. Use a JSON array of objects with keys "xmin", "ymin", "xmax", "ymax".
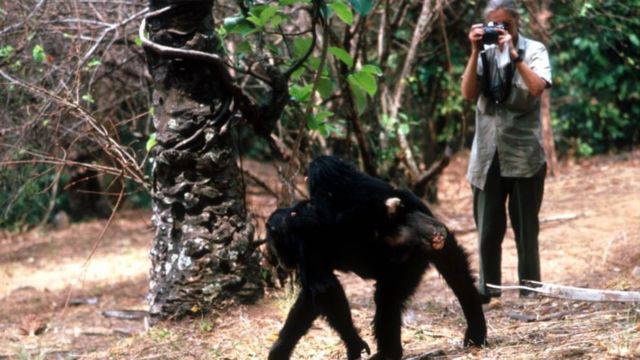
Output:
[{"xmin": 482, "ymin": 22, "xmax": 507, "ymax": 45}]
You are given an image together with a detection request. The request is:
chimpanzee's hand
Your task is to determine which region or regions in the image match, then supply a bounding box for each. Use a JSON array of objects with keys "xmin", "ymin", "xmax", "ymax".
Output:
[
  {"xmin": 347, "ymin": 337, "xmax": 371, "ymax": 360},
  {"xmin": 268, "ymin": 340, "xmax": 292, "ymax": 360},
  {"xmin": 367, "ymin": 352, "xmax": 399, "ymax": 360},
  {"xmin": 463, "ymin": 324, "xmax": 487, "ymax": 347}
]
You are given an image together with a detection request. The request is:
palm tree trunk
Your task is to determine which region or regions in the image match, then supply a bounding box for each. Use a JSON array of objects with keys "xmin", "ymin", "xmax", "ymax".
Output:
[{"xmin": 144, "ymin": 0, "xmax": 262, "ymax": 322}]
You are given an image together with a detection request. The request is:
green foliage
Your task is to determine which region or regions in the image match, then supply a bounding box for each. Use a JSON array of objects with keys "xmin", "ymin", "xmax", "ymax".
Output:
[
  {"xmin": 86, "ymin": 58, "xmax": 102, "ymax": 68},
  {"xmin": 0, "ymin": 45, "xmax": 14, "ymax": 58},
  {"xmin": 329, "ymin": 0, "xmax": 354, "ymax": 25},
  {"xmin": 81, "ymin": 93, "xmax": 95, "ymax": 104},
  {"xmin": 0, "ymin": 165, "xmax": 55, "ymax": 230},
  {"xmin": 146, "ymin": 132, "xmax": 157, "ymax": 152},
  {"xmin": 348, "ymin": 0, "xmax": 373, "ymax": 16},
  {"xmin": 348, "ymin": 68, "xmax": 377, "ymax": 96},
  {"xmin": 219, "ymin": 0, "xmax": 388, "ymax": 143},
  {"xmin": 32, "ymin": 44, "xmax": 45, "ymax": 63},
  {"xmin": 550, "ymin": 0, "xmax": 640, "ymax": 155},
  {"xmin": 347, "ymin": 64, "xmax": 382, "ymax": 114},
  {"xmin": 328, "ymin": 46, "xmax": 353, "ymax": 68}
]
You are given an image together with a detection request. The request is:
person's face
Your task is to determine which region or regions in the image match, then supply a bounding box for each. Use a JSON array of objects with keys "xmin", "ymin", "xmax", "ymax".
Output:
[{"xmin": 486, "ymin": 9, "xmax": 518, "ymax": 40}]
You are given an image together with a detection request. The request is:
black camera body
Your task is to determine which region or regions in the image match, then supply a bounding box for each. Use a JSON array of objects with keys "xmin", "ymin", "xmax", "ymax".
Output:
[{"xmin": 482, "ymin": 22, "xmax": 507, "ymax": 45}]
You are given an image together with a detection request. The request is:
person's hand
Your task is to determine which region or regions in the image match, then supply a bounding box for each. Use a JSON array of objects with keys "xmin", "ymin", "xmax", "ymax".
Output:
[
  {"xmin": 496, "ymin": 27, "xmax": 515, "ymax": 55},
  {"xmin": 468, "ymin": 24, "xmax": 484, "ymax": 53}
]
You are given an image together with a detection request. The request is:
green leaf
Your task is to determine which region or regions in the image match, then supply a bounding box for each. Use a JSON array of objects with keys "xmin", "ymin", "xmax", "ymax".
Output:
[
  {"xmin": 399, "ymin": 123, "xmax": 410, "ymax": 135},
  {"xmin": 629, "ymin": 34, "xmax": 640, "ymax": 47},
  {"xmin": 294, "ymin": 37, "xmax": 313, "ymax": 57},
  {"xmin": 260, "ymin": 5, "xmax": 278, "ymax": 26},
  {"xmin": 290, "ymin": 84, "xmax": 313, "ymax": 102},
  {"xmin": 328, "ymin": 46, "xmax": 353, "ymax": 68},
  {"xmin": 329, "ymin": 1, "xmax": 353, "ymax": 25},
  {"xmin": 270, "ymin": 13, "xmax": 285, "ymax": 28},
  {"xmin": 32, "ymin": 44, "xmax": 45, "ymax": 63},
  {"xmin": 381, "ymin": 114, "xmax": 396, "ymax": 130},
  {"xmin": 0, "ymin": 45, "xmax": 14, "ymax": 58},
  {"xmin": 315, "ymin": 110, "xmax": 333, "ymax": 122},
  {"xmin": 348, "ymin": 0, "xmax": 374, "ymax": 16},
  {"xmin": 224, "ymin": 16, "xmax": 256, "ymax": 36},
  {"xmin": 236, "ymin": 41, "xmax": 252, "ymax": 54},
  {"xmin": 290, "ymin": 65, "xmax": 306, "ymax": 80},
  {"xmin": 87, "ymin": 58, "xmax": 101, "ymax": 68},
  {"xmin": 81, "ymin": 93, "xmax": 95, "ymax": 104},
  {"xmin": 360, "ymin": 64, "xmax": 382, "ymax": 76},
  {"xmin": 348, "ymin": 70, "xmax": 377, "ymax": 96},
  {"xmin": 307, "ymin": 57, "xmax": 322, "ymax": 71},
  {"xmin": 307, "ymin": 110, "xmax": 334, "ymax": 133},
  {"xmin": 146, "ymin": 133, "xmax": 157, "ymax": 152},
  {"xmin": 347, "ymin": 78, "xmax": 368, "ymax": 114},
  {"xmin": 246, "ymin": 15, "xmax": 264, "ymax": 27},
  {"xmin": 134, "ymin": 36, "xmax": 143, "ymax": 46},
  {"xmin": 224, "ymin": 15, "xmax": 245, "ymax": 27},
  {"xmin": 316, "ymin": 77, "xmax": 334, "ymax": 99}
]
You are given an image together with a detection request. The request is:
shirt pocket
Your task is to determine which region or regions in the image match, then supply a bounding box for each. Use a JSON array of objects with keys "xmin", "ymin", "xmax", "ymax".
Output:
[{"xmin": 505, "ymin": 78, "xmax": 538, "ymax": 113}]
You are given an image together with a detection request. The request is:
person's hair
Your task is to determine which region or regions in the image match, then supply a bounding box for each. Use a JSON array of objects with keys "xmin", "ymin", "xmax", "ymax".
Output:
[{"xmin": 483, "ymin": 0, "xmax": 520, "ymax": 19}]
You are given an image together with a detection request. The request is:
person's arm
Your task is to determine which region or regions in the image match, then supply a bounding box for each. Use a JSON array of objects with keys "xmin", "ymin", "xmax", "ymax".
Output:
[
  {"xmin": 496, "ymin": 29, "xmax": 548, "ymax": 97},
  {"xmin": 461, "ymin": 24, "xmax": 484, "ymax": 102},
  {"xmin": 510, "ymin": 48, "xmax": 547, "ymax": 97}
]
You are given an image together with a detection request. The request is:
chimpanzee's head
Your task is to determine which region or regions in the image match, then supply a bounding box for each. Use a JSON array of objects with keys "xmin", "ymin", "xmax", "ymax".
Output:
[{"xmin": 265, "ymin": 207, "xmax": 299, "ymax": 270}]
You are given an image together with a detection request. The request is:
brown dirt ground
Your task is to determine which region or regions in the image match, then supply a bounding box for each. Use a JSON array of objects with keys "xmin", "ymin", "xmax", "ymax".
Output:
[{"xmin": 1, "ymin": 150, "xmax": 639, "ymax": 359}]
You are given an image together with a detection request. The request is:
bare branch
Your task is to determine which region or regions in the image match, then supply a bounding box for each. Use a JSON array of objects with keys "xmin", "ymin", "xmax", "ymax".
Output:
[
  {"xmin": 0, "ymin": 70, "xmax": 147, "ymax": 187},
  {"xmin": 487, "ymin": 281, "xmax": 640, "ymax": 302},
  {"xmin": 0, "ymin": 0, "xmax": 47, "ymax": 35}
]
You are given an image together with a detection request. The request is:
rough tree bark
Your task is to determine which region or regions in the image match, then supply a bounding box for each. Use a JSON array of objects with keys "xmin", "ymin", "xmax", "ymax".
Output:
[
  {"xmin": 525, "ymin": 0, "xmax": 558, "ymax": 176},
  {"xmin": 143, "ymin": 0, "xmax": 262, "ymax": 322}
]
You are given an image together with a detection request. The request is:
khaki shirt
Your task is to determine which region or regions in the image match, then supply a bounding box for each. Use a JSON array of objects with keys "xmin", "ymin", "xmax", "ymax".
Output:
[{"xmin": 467, "ymin": 34, "xmax": 552, "ymax": 190}]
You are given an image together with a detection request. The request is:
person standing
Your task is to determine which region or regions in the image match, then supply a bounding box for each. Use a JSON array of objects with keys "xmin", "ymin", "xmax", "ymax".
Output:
[{"xmin": 460, "ymin": 0, "xmax": 552, "ymax": 303}]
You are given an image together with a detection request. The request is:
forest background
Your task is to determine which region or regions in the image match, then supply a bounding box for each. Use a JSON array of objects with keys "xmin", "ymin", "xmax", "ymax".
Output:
[
  {"xmin": 1, "ymin": 0, "xmax": 638, "ymax": 230},
  {"xmin": 1, "ymin": 1, "xmax": 640, "ymax": 359}
]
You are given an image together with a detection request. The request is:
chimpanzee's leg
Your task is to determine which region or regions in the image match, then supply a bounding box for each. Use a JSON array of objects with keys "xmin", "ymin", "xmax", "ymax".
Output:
[
  {"xmin": 430, "ymin": 233, "xmax": 487, "ymax": 346},
  {"xmin": 268, "ymin": 290, "xmax": 318, "ymax": 360},
  {"xmin": 372, "ymin": 263, "xmax": 427, "ymax": 360},
  {"xmin": 315, "ymin": 273, "xmax": 370, "ymax": 359},
  {"xmin": 270, "ymin": 274, "xmax": 369, "ymax": 360}
]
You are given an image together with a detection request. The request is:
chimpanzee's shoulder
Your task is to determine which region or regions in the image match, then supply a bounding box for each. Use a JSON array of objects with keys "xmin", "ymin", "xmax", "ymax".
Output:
[{"xmin": 393, "ymin": 188, "xmax": 432, "ymax": 215}]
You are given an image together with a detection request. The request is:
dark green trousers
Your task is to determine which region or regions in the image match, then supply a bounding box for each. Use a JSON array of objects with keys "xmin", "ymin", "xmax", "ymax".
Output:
[{"xmin": 473, "ymin": 153, "xmax": 546, "ymax": 297}]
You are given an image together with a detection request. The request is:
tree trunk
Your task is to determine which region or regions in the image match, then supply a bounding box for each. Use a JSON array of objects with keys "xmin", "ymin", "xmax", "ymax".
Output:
[
  {"xmin": 144, "ymin": 0, "xmax": 262, "ymax": 322},
  {"xmin": 541, "ymin": 91, "xmax": 557, "ymax": 175},
  {"xmin": 525, "ymin": 0, "xmax": 557, "ymax": 176}
]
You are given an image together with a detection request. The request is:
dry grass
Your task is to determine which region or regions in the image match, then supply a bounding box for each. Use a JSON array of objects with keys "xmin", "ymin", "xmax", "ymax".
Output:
[{"xmin": 1, "ymin": 151, "xmax": 639, "ymax": 359}]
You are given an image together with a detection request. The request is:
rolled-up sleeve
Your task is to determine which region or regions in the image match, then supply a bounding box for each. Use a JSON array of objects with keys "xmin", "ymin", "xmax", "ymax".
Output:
[{"xmin": 528, "ymin": 42, "xmax": 552, "ymax": 87}]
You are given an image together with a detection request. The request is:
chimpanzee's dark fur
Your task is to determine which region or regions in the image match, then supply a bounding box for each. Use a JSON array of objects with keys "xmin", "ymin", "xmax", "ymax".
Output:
[{"xmin": 266, "ymin": 156, "xmax": 486, "ymax": 360}]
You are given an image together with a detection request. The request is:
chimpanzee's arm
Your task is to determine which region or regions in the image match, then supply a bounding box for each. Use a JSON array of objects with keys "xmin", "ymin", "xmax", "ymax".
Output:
[
  {"xmin": 268, "ymin": 289, "xmax": 319, "ymax": 360},
  {"xmin": 429, "ymin": 233, "xmax": 487, "ymax": 346},
  {"xmin": 311, "ymin": 272, "xmax": 371, "ymax": 359},
  {"xmin": 269, "ymin": 275, "xmax": 369, "ymax": 360},
  {"xmin": 270, "ymin": 233, "xmax": 369, "ymax": 360},
  {"xmin": 299, "ymin": 247, "xmax": 369, "ymax": 360}
]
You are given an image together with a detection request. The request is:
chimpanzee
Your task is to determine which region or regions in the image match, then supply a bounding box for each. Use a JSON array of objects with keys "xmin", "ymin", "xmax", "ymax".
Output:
[{"xmin": 266, "ymin": 156, "xmax": 487, "ymax": 360}]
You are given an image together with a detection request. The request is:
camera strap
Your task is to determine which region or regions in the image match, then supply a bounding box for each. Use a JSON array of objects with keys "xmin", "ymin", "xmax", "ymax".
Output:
[{"xmin": 480, "ymin": 49, "xmax": 523, "ymax": 104}]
